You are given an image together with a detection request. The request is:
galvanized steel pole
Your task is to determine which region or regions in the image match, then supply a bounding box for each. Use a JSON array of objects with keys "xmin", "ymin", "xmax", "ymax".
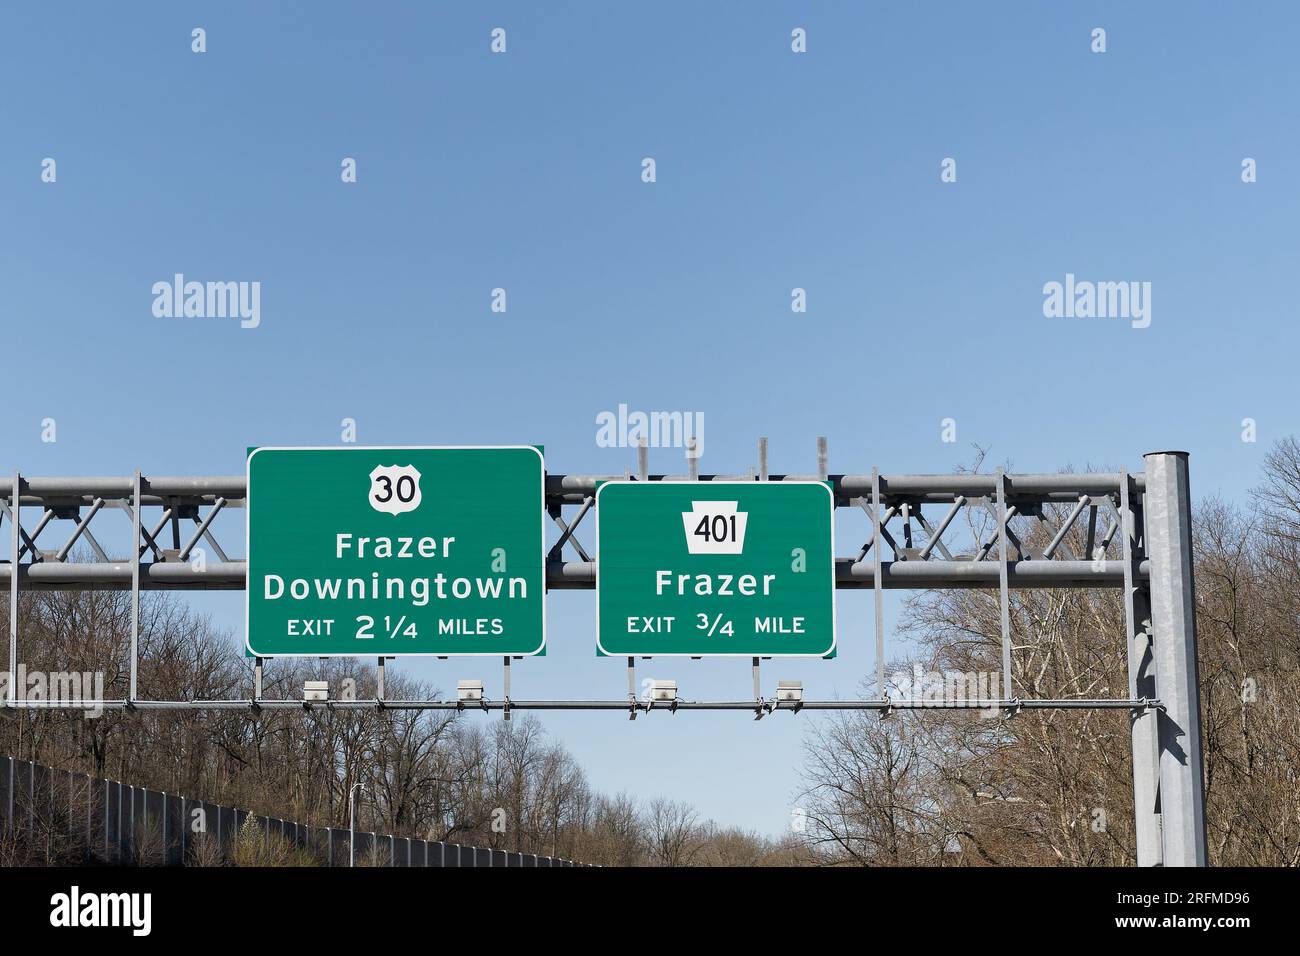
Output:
[
  {"xmin": 1143, "ymin": 451, "xmax": 1207, "ymax": 867},
  {"xmin": 7, "ymin": 472, "xmax": 17, "ymax": 706},
  {"xmin": 1121, "ymin": 471, "xmax": 1162, "ymax": 866},
  {"xmin": 349, "ymin": 781, "xmax": 367, "ymax": 868}
]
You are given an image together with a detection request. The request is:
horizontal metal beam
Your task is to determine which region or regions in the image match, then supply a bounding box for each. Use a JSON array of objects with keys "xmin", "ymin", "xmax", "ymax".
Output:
[
  {"xmin": 546, "ymin": 472, "xmax": 1143, "ymax": 501},
  {"xmin": 3, "ymin": 472, "xmax": 1141, "ymax": 507},
  {"xmin": 0, "ymin": 561, "xmax": 248, "ymax": 590},
  {"xmin": 840, "ymin": 558, "xmax": 1147, "ymax": 588},
  {"xmin": 1, "ymin": 698, "xmax": 1157, "ymax": 712},
  {"xmin": 556, "ymin": 557, "xmax": 1145, "ymax": 589},
  {"xmin": 5, "ymin": 475, "xmax": 245, "ymax": 504},
  {"xmin": 0, "ymin": 557, "xmax": 1147, "ymax": 590}
]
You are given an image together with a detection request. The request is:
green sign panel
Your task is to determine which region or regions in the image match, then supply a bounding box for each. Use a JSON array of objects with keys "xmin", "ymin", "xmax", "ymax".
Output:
[
  {"xmin": 596, "ymin": 482, "xmax": 835, "ymax": 657},
  {"xmin": 246, "ymin": 446, "xmax": 545, "ymax": 657}
]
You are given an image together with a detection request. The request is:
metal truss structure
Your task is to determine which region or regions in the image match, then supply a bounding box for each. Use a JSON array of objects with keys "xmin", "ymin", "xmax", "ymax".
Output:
[{"xmin": 0, "ymin": 448, "xmax": 1206, "ymax": 866}]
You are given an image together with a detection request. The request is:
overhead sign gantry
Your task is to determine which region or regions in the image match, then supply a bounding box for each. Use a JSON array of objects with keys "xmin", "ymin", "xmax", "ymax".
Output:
[{"xmin": 0, "ymin": 447, "xmax": 1207, "ymax": 867}]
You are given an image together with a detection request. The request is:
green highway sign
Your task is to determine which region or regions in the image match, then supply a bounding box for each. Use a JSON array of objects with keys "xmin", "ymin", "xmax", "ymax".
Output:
[
  {"xmin": 246, "ymin": 446, "xmax": 546, "ymax": 657},
  {"xmin": 595, "ymin": 481, "xmax": 835, "ymax": 657}
]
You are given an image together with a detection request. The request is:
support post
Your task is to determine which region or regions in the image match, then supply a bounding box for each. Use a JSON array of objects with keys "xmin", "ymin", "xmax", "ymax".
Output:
[
  {"xmin": 870, "ymin": 468, "xmax": 884, "ymax": 699},
  {"xmin": 995, "ymin": 470, "xmax": 1013, "ymax": 701},
  {"xmin": 1121, "ymin": 471, "xmax": 1162, "ymax": 866},
  {"xmin": 1143, "ymin": 451, "xmax": 1207, "ymax": 867},
  {"xmin": 626, "ymin": 656, "xmax": 636, "ymax": 720},
  {"xmin": 376, "ymin": 657, "xmax": 385, "ymax": 701},
  {"xmin": 130, "ymin": 470, "xmax": 141, "ymax": 702},
  {"xmin": 349, "ymin": 784, "xmax": 359, "ymax": 868},
  {"xmin": 503, "ymin": 656, "xmax": 511, "ymax": 722},
  {"xmin": 8, "ymin": 471, "xmax": 18, "ymax": 707}
]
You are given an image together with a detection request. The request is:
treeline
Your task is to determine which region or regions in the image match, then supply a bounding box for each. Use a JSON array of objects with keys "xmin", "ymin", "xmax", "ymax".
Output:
[{"xmin": 0, "ymin": 587, "xmax": 805, "ymax": 866}]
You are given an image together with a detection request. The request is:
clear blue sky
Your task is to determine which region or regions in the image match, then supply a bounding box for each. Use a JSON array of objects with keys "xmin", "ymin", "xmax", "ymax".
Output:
[{"xmin": 2, "ymin": 2, "xmax": 1297, "ymax": 836}]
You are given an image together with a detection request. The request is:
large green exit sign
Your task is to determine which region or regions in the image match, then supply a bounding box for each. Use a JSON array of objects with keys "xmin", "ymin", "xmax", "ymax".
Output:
[
  {"xmin": 246, "ymin": 446, "xmax": 545, "ymax": 657},
  {"xmin": 595, "ymin": 482, "xmax": 835, "ymax": 657}
]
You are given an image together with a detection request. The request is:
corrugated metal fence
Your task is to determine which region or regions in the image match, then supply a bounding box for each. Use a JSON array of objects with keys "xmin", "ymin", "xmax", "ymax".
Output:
[{"xmin": 0, "ymin": 756, "xmax": 582, "ymax": 867}]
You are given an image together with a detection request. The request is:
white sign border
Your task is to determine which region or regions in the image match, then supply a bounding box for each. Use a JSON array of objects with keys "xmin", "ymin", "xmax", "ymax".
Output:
[
  {"xmin": 594, "ymin": 480, "xmax": 837, "ymax": 658},
  {"xmin": 245, "ymin": 445, "xmax": 547, "ymax": 659}
]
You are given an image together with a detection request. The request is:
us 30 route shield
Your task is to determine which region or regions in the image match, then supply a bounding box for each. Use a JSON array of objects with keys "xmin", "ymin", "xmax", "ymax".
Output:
[
  {"xmin": 595, "ymin": 481, "xmax": 835, "ymax": 657},
  {"xmin": 246, "ymin": 446, "xmax": 545, "ymax": 657}
]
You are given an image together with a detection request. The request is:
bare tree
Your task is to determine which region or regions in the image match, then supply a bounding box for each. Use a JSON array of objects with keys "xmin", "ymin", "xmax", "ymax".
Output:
[{"xmin": 645, "ymin": 798, "xmax": 703, "ymax": 866}]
